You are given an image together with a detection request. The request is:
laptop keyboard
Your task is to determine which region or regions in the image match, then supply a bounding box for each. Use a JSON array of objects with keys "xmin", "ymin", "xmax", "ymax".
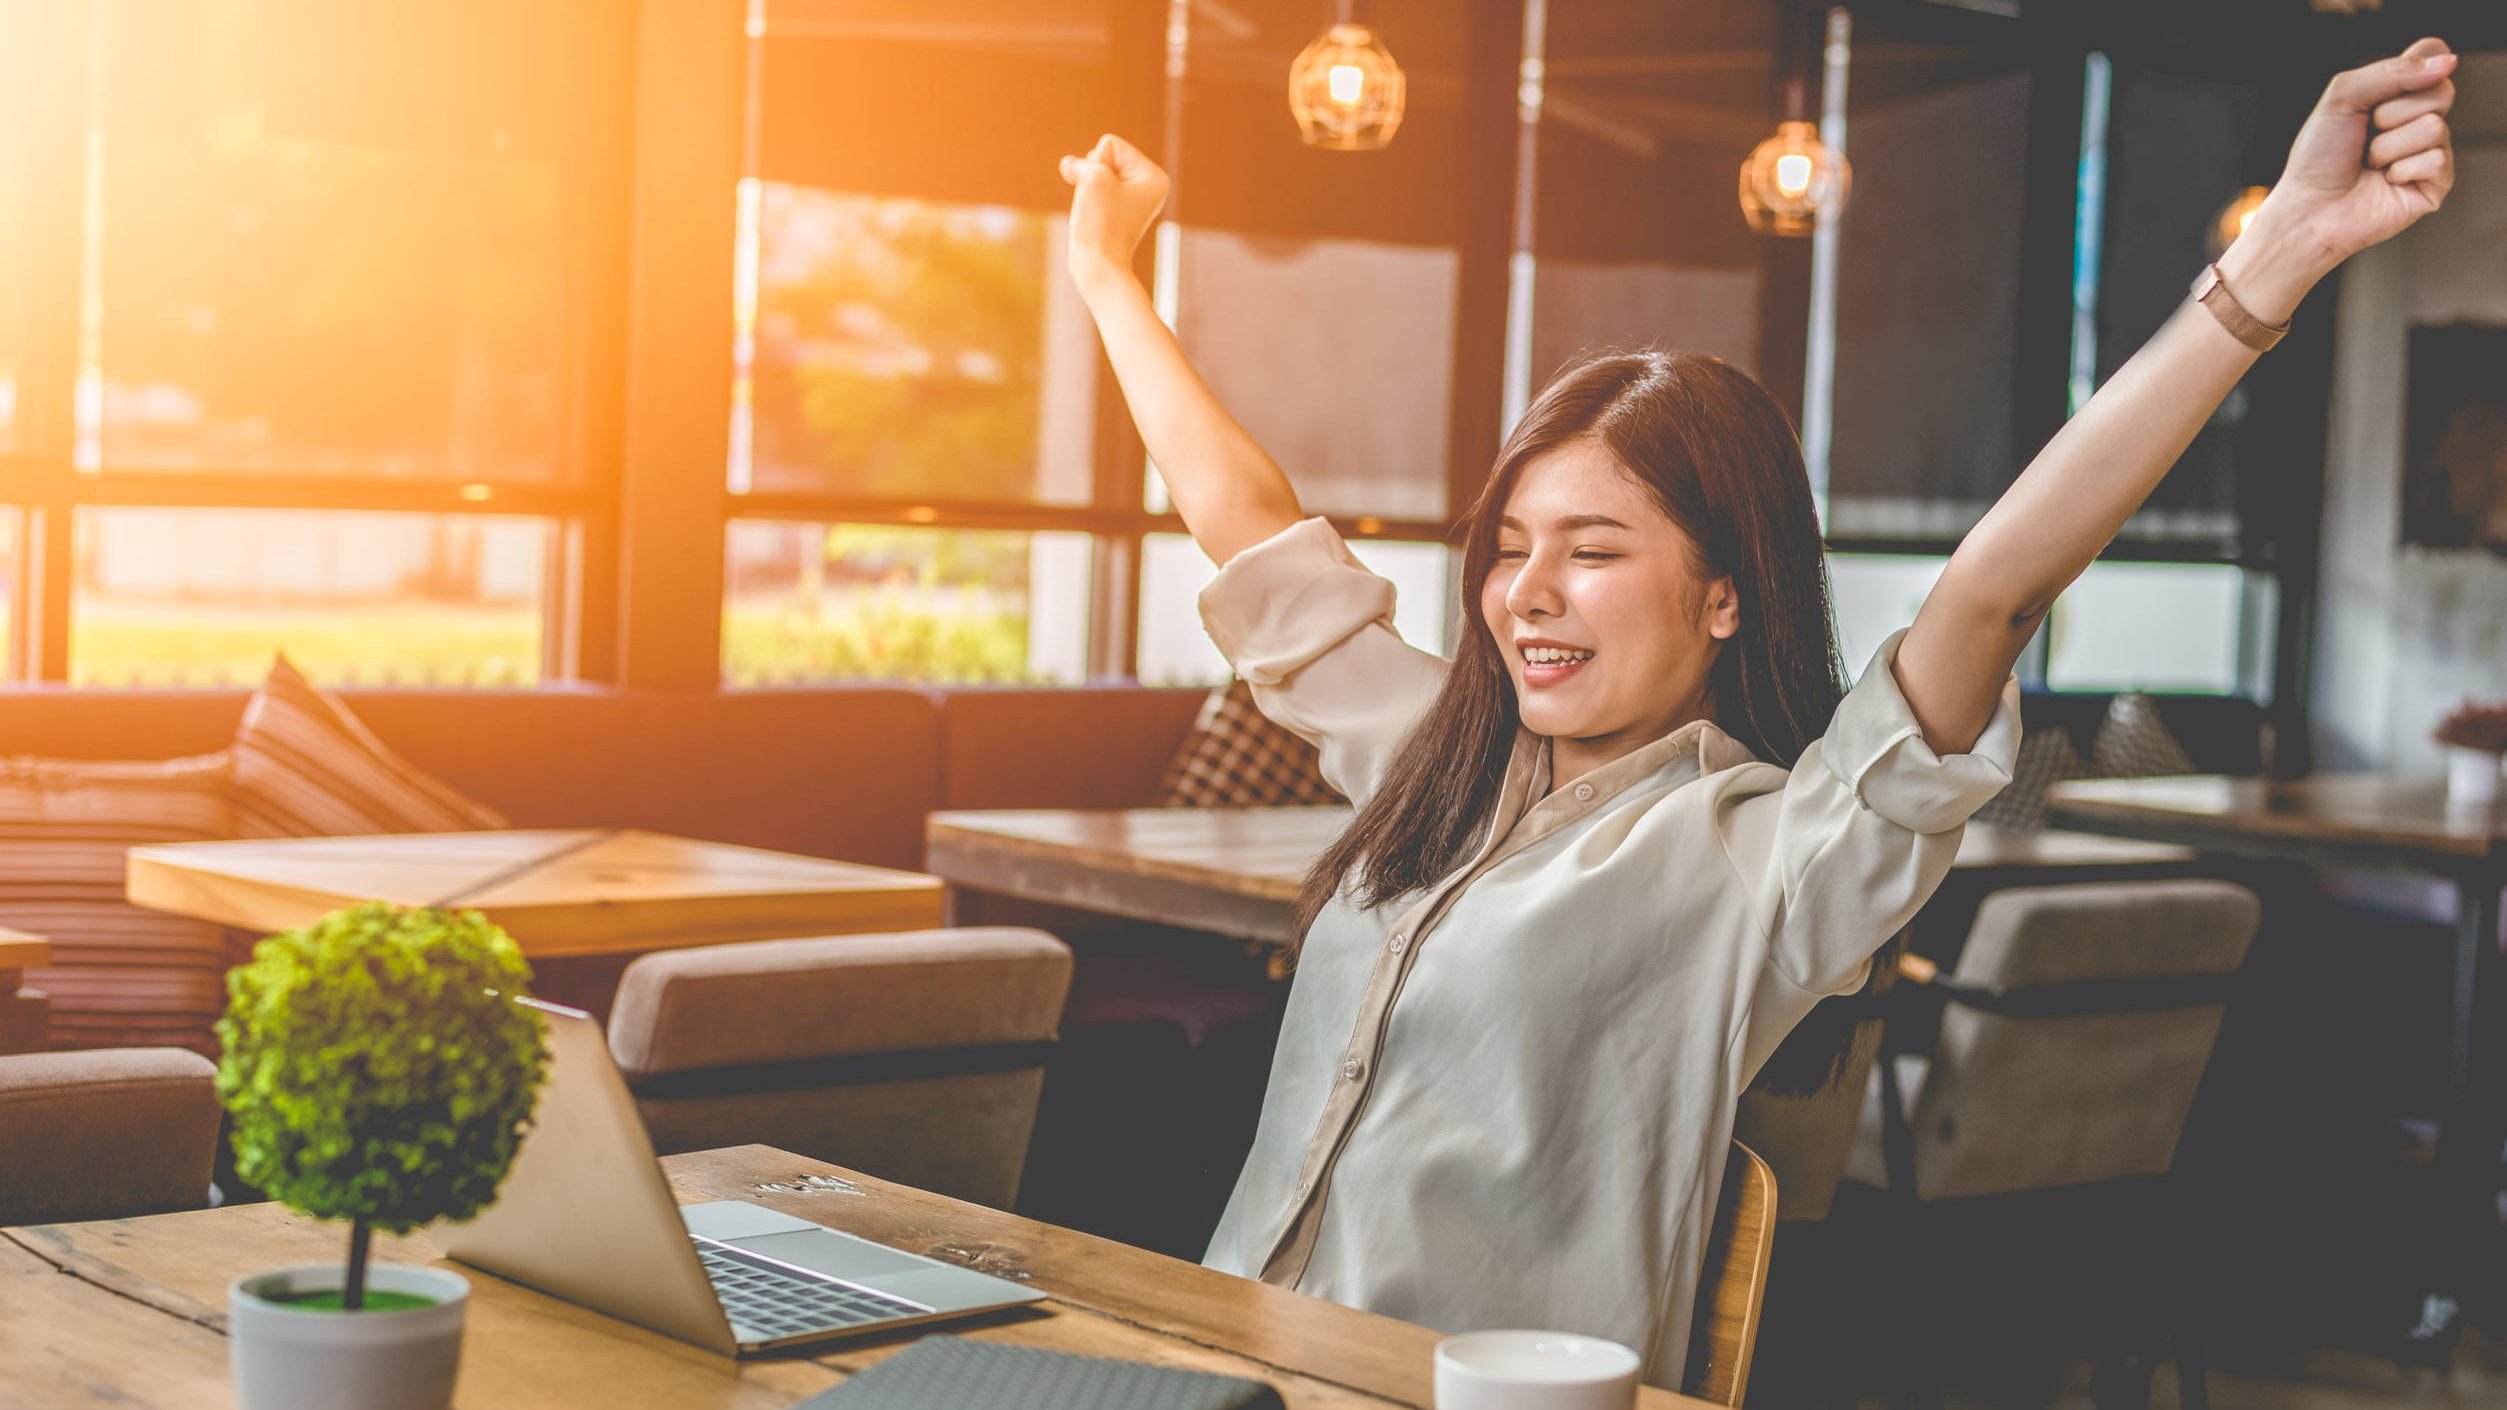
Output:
[{"xmin": 697, "ymin": 1240, "xmax": 929, "ymax": 1340}]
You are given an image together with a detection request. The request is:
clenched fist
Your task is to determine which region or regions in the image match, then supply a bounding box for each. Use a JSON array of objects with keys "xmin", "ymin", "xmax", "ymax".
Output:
[
  {"xmin": 1060, "ymin": 134, "xmax": 1170, "ymax": 288},
  {"xmin": 2261, "ymin": 36, "xmax": 2459, "ymax": 267}
]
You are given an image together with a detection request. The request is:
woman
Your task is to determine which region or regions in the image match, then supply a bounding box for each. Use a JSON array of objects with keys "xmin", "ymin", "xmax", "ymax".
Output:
[{"xmin": 1059, "ymin": 39, "xmax": 2458, "ymax": 1387}]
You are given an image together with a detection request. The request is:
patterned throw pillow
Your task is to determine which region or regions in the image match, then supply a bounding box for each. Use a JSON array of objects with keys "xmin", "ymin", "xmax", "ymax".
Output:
[
  {"xmin": 229, "ymin": 655, "xmax": 510, "ymax": 838},
  {"xmin": 2090, "ymin": 692, "xmax": 2199, "ymax": 779},
  {"xmin": 1972, "ymin": 727, "xmax": 2089, "ymax": 836},
  {"xmin": 0, "ymin": 752, "xmax": 240, "ymax": 1053},
  {"xmin": 1153, "ymin": 679, "xmax": 1342, "ymax": 808}
]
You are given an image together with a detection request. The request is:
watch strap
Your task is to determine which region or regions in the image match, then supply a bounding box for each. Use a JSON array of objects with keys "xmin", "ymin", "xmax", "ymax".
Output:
[{"xmin": 2190, "ymin": 263, "xmax": 2289, "ymax": 352}]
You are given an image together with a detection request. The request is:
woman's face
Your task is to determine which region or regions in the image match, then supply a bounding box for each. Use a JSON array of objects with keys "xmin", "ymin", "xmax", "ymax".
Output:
[{"xmin": 1479, "ymin": 439, "xmax": 1738, "ymax": 766}]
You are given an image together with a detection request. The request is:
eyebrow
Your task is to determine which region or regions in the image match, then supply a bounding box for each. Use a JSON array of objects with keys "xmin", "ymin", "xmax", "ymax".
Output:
[{"xmin": 1497, "ymin": 513, "xmax": 1633, "ymax": 533}]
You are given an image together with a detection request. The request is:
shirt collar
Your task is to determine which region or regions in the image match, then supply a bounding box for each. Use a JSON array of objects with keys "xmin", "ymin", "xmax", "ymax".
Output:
[{"xmin": 1499, "ymin": 716, "xmax": 1764, "ymax": 841}]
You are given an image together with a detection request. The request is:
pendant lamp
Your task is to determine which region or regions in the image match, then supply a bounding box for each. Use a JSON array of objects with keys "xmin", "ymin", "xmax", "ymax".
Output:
[
  {"xmin": 1290, "ymin": 4, "xmax": 1405, "ymax": 151},
  {"xmin": 1740, "ymin": 7, "xmax": 1850, "ymax": 236}
]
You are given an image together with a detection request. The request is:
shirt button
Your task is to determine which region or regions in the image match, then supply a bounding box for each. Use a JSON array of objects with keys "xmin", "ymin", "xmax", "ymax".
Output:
[
  {"xmin": 1574, "ymin": 782, "xmax": 1596, "ymax": 802},
  {"xmin": 1388, "ymin": 931, "xmax": 1408, "ymax": 954},
  {"xmin": 1340, "ymin": 1058, "xmax": 1363, "ymax": 1081}
]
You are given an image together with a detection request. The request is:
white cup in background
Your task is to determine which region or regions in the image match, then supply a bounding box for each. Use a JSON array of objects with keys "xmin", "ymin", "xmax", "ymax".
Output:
[{"xmin": 1434, "ymin": 1329, "xmax": 1641, "ymax": 1410}]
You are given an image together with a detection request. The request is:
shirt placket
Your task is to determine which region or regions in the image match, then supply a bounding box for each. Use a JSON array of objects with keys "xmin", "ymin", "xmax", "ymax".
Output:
[{"xmin": 1255, "ymin": 729, "xmax": 1684, "ymax": 1287}]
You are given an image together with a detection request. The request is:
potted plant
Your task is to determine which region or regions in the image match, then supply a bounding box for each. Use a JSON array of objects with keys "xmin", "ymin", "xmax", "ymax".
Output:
[
  {"xmin": 216, "ymin": 903, "xmax": 549, "ymax": 1410},
  {"xmin": 2434, "ymin": 700, "xmax": 2507, "ymax": 804}
]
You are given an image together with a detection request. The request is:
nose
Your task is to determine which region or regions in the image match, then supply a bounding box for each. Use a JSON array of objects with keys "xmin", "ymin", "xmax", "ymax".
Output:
[{"xmin": 1503, "ymin": 549, "xmax": 1565, "ymax": 622}]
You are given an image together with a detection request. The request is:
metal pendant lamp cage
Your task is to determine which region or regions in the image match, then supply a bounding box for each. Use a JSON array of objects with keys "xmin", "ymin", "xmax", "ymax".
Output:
[
  {"xmin": 1739, "ymin": 6, "xmax": 1850, "ymax": 236},
  {"xmin": 1289, "ymin": 2, "xmax": 1406, "ymax": 151}
]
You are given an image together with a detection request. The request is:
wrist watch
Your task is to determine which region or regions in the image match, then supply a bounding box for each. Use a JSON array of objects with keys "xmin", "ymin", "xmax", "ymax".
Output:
[{"xmin": 2190, "ymin": 263, "xmax": 2289, "ymax": 353}]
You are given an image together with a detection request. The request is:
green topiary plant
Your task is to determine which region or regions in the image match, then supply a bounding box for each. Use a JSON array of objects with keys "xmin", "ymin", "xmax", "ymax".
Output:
[{"xmin": 216, "ymin": 902, "xmax": 549, "ymax": 1311}]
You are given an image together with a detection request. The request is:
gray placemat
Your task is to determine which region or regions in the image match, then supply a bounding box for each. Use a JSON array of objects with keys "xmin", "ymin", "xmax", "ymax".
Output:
[{"xmin": 798, "ymin": 1335, "xmax": 1286, "ymax": 1409}]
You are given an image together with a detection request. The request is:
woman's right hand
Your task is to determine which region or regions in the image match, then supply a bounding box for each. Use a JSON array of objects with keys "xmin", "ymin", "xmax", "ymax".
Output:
[{"xmin": 1060, "ymin": 134, "xmax": 1169, "ymax": 289}]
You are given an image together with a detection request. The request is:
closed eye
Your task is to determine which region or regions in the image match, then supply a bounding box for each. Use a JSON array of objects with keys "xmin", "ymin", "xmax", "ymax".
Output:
[
  {"xmin": 1493, "ymin": 546, "xmax": 1528, "ymax": 562},
  {"xmin": 1572, "ymin": 550, "xmax": 1620, "ymax": 563}
]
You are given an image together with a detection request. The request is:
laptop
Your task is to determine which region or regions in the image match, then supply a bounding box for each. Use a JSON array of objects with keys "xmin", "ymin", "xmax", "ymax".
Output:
[{"xmin": 436, "ymin": 998, "xmax": 1045, "ymax": 1355}]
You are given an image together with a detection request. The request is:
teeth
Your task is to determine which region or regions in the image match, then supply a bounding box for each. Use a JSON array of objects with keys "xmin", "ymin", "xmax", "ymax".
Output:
[{"xmin": 1524, "ymin": 647, "xmax": 1594, "ymax": 665}]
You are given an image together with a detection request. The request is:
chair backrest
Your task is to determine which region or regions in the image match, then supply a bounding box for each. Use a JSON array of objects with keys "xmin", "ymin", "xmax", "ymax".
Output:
[
  {"xmin": 1906, "ymin": 879, "xmax": 2259, "ymax": 1200},
  {"xmin": 1736, "ymin": 1016, "xmax": 1882, "ymax": 1223},
  {"xmin": 0, "ymin": 1048, "xmax": 221, "ymax": 1224},
  {"xmin": 1685, "ymin": 1140, "xmax": 1778, "ymax": 1407},
  {"xmin": 607, "ymin": 928, "xmax": 1073, "ymax": 1208}
]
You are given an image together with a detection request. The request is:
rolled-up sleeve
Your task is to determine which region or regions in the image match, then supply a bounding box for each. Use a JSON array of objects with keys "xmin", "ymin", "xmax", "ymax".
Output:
[
  {"xmin": 1714, "ymin": 628, "xmax": 2020, "ymax": 996},
  {"xmin": 1198, "ymin": 518, "xmax": 1449, "ymax": 806}
]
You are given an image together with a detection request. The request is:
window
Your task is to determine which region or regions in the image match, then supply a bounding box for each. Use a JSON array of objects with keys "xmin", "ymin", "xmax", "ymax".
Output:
[
  {"xmin": 1137, "ymin": 533, "xmax": 1454, "ymax": 687},
  {"xmin": 1826, "ymin": 553, "xmax": 1947, "ymax": 678},
  {"xmin": 84, "ymin": 2, "xmax": 591, "ymax": 482},
  {"xmin": 736, "ymin": 189, "xmax": 1096, "ymax": 506},
  {"xmin": 2046, "ymin": 561, "xmax": 2255, "ymax": 695},
  {"xmin": 1168, "ymin": 0, "xmax": 1488, "ymax": 525},
  {"xmin": 723, "ymin": 522, "xmax": 1090, "ymax": 686},
  {"xmin": 0, "ymin": 509, "xmax": 16, "ymax": 668},
  {"xmin": 1175, "ymin": 230, "xmax": 1458, "ymax": 521},
  {"xmin": 2, "ymin": 4, "xmax": 2288, "ymax": 703},
  {"xmin": 1529, "ymin": 1, "xmax": 1774, "ymax": 384},
  {"xmin": 1816, "ymin": 37, "xmax": 2273, "ymax": 701},
  {"xmin": 0, "ymin": 109, "xmax": 25, "ymax": 456},
  {"xmin": 0, "ymin": 1, "xmax": 625, "ymax": 687},
  {"xmin": 2087, "ymin": 66, "xmax": 2258, "ymax": 548},
  {"xmin": 1826, "ymin": 35, "xmax": 2032, "ymax": 541},
  {"xmin": 722, "ymin": 0, "xmax": 1495, "ymax": 687},
  {"xmin": 72, "ymin": 508, "xmax": 550, "ymax": 687}
]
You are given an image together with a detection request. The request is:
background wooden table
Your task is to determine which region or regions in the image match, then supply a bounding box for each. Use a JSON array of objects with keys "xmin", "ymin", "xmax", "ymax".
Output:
[
  {"xmin": 2047, "ymin": 771, "xmax": 2507, "ymax": 1349},
  {"xmin": 0, "ymin": 925, "xmax": 49, "ymax": 1054},
  {"xmin": 926, "ymin": 807, "xmax": 2196, "ymax": 949},
  {"xmin": 3, "ymin": 1144, "xmax": 1710, "ymax": 1410},
  {"xmin": 127, "ymin": 829, "xmax": 945, "ymax": 1017}
]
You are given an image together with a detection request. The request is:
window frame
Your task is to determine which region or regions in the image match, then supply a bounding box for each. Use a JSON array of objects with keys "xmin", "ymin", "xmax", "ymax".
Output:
[{"xmin": 0, "ymin": 2, "xmax": 2337, "ymax": 708}]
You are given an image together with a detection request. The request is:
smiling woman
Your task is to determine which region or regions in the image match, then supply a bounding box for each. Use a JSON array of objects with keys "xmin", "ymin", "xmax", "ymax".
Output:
[{"xmin": 1054, "ymin": 32, "xmax": 2460, "ymax": 1387}]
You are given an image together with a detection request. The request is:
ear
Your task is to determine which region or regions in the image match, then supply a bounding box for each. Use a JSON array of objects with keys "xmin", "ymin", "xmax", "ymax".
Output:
[{"xmin": 1703, "ymin": 576, "xmax": 1741, "ymax": 640}]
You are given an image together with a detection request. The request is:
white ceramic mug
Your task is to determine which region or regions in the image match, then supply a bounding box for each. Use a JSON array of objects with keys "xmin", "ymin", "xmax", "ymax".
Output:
[{"xmin": 1434, "ymin": 1329, "xmax": 1641, "ymax": 1410}]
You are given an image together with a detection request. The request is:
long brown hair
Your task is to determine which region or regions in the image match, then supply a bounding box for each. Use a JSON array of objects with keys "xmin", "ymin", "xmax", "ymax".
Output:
[{"xmin": 1292, "ymin": 348, "xmax": 1873, "ymax": 1095}]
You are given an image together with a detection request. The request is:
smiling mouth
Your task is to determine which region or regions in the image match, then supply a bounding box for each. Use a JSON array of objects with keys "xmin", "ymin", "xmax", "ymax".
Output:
[{"xmin": 1519, "ymin": 646, "xmax": 1594, "ymax": 686}]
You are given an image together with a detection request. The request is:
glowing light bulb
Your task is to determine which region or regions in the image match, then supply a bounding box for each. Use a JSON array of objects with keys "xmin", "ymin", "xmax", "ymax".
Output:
[
  {"xmin": 1290, "ymin": 23, "xmax": 1405, "ymax": 151},
  {"xmin": 1739, "ymin": 120, "xmax": 1850, "ymax": 237},
  {"xmin": 1774, "ymin": 153, "xmax": 1813, "ymax": 199}
]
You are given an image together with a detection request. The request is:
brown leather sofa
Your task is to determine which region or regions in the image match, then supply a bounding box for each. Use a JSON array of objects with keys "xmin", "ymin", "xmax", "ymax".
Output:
[{"xmin": 0, "ymin": 683, "xmax": 1207, "ymax": 870}]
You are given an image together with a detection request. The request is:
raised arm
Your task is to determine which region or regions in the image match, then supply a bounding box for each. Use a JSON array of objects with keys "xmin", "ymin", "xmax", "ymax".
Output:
[
  {"xmin": 1060, "ymin": 135, "xmax": 1303, "ymax": 566},
  {"xmin": 1895, "ymin": 38, "xmax": 2460, "ymax": 754}
]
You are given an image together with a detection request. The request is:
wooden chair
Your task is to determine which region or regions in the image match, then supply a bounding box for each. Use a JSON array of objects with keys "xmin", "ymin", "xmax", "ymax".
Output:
[{"xmin": 1685, "ymin": 1140, "xmax": 1778, "ymax": 1406}]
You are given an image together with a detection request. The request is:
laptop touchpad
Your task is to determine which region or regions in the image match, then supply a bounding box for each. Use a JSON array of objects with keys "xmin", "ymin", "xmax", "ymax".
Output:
[{"xmin": 733, "ymin": 1229, "xmax": 934, "ymax": 1281}]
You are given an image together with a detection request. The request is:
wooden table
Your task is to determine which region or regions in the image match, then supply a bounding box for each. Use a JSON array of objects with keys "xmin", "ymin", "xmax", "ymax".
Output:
[
  {"xmin": 1, "ymin": 1144, "xmax": 1710, "ymax": 1409},
  {"xmin": 0, "ymin": 925, "xmax": 49, "ymax": 1055},
  {"xmin": 2047, "ymin": 772, "xmax": 2507, "ymax": 1352},
  {"xmin": 926, "ymin": 806, "xmax": 2196, "ymax": 950},
  {"xmin": 127, "ymin": 830, "xmax": 945, "ymax": 1017}
]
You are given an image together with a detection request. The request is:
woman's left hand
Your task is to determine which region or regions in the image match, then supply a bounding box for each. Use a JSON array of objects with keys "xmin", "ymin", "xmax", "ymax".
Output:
[{"xmin": 2259, "ymin": 36, "xmax": 2458, "ymax": 269}]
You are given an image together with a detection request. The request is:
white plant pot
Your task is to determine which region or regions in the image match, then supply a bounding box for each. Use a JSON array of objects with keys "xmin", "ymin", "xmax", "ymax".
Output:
[
  {"xmin": 2445, "ymin": 746, "xmax": 2502, "ymax": 805},
  {"xmin": 229, "ymin": 1263, "xmax": 469, "ymax": 1410}
]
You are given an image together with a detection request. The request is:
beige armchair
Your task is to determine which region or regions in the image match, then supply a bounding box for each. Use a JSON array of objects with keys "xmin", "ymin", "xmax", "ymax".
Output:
[
  {"xmin": 1849, "ymin": 878, "xmax": 2261, "ymax": 1410},
  {"xmin": 607, "ymin": 928, "xmax": 1073, "ymax": 1210},
  {"xmin": 0, "ymin": 1048, "xmax": 222, "ymax": 1225}
]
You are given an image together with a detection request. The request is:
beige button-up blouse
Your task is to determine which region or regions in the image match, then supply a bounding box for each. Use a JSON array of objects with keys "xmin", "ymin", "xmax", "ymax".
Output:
[{"xmin": 1196, "ymin": 518, "xmax": 2020, "ymax": 1388}]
